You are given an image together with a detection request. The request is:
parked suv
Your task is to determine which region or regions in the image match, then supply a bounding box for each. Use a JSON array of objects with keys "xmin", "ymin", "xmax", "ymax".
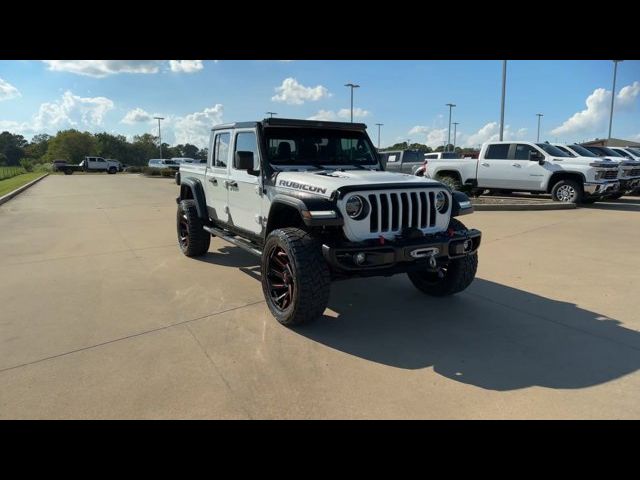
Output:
[
  {"xmin": 417, "ymin": 141, "xmax": 620, "ymax": 203},
  {"xmin": 176, "ymin": 118, "xmax": 481, "ymax": 326},
  {"xmin": 379, "ymin": 149, "xmax": 426, "ymax": 174}
]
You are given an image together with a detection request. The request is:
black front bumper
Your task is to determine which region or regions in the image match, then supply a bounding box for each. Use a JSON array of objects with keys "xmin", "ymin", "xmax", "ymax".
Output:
[{"xmin": 322, "ymin": 228, "xmax": 482, "ymax": 275}]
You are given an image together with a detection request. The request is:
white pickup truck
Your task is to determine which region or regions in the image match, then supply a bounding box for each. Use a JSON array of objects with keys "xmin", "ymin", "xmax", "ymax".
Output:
[{"xmin": 417, "ymin": 140, "xmax": 621, "ymax": 203}]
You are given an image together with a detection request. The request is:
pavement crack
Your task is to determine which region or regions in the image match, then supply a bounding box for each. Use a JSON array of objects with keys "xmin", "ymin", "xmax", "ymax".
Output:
[
  {"xmin": 0, "ymin": 300, "xmax": 265, "ymax": 375},
  {"xmin": 185, "ymin": 324, "xmax": 254, "ymax": 419}
]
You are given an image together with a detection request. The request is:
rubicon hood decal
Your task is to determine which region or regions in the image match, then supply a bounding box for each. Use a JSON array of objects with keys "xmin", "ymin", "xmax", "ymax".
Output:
[{"xmin": 274, "ymin": 170, "xmax": 441, "ymax": 198}]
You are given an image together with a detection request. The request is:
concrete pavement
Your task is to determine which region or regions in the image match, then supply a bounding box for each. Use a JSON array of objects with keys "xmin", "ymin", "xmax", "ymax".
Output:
[{"xmin": 0, "ymin": 175, "xmax": 639, "ymax": 418}]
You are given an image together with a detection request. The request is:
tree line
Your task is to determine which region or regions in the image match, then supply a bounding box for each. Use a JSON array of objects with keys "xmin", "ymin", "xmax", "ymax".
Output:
[
  {"xmin": 0, "ymin": 130, "xmax": 208, "ymax": 168},
  {"xmin": 381, "ymin": 141, "xmax": 479, "ymax": 156}
]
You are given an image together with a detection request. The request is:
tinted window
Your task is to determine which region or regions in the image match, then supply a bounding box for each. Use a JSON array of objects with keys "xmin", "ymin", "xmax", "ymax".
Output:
[
  {"xmin": 554, "ymin": 145, "xmax": 576, "ymax": 157},
  {"xmin": 600, "ymin": 147, "xmax": 623, "ymax": 157},
  {"xmin": 214, "ymin": 132, "xmax": 230, "ymax": 167},
  {"xmin": 567, "ymin": 144, "xmax": 598, "ymax": 157},
  {"xmin": 424, "ymin": 154, "xmax": 437, "ymax": 159},
  {"xmin": 234, "ymin": 131, "xmax": 260, "ymax": 170},
  {"xmin": 403, "ymin": 151, "xmax": 419, "ymax": 162},
  {"xmin": 535, "ymin": 143, "xmax": 570, "ymax": 157},
  {"xmin": 485, "ymin": 144, "xmax": 510, "ymax": 159},
  {"xmin": 514, "ymin": 144, "xmax": 540, "ymax": 160},
  {"xmin": 584, "ymin": 146, "xmax": 609, "ymax": 157},
  {"xmin": 611, "ymin": 148, "xmax": 632, "ymax": 159},
  {"xmin": 442, "ymin": 152, "xmax": 461, "ymax": 159}
]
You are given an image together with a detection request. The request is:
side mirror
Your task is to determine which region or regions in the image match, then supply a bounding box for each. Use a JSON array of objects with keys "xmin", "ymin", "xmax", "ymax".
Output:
[
  {"xmin": 235, "ymin": 151, "xmax": 257, "ymax": 174},
  {"xmin": 529, "ymin": 150, "xmax": 545, "ymax": 165}
]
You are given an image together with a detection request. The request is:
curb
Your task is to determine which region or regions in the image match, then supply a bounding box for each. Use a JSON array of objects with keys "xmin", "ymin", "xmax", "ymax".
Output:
[
  {"xmin": 0, "ymin": 173, "xmax": 49, "ymax": 206},
  {"xmin": 473, "ymin": 202, "xmax": 576, "ymax": 211}
]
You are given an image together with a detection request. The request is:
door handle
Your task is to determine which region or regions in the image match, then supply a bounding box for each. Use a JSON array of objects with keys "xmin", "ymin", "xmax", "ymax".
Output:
[
  {"xmin": 224, "ymin": 180, "xmax": 238, "ymax": 188},
  {"xmin": 512, "ymin": 163, "xmax": 521, "ymax": 167},
  {"xmin": 481, "ymin": 163, "xmax": 490, "ymax": 167},
  {"xmin": 208, "ymin": 177, "xmax": 218, "ymax": 185}
]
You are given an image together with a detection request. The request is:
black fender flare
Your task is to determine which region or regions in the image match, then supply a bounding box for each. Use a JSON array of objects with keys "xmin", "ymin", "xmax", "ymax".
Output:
[
  {"xmin": 450, "ymin": 191, "xmax": 474, "ymax": 217},
  {"xmin": 267, "ymin": 194, "xmax": 343, "ymax": 230},
  {"xmin": 177, "ymin": 177, "xmax": 207, "ymax": 220}
]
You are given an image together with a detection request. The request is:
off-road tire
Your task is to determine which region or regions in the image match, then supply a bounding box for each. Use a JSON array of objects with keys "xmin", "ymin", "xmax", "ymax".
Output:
[
  {"xmin": 550, "ymin": 179, "xmax": 583, "ymax": 203},
  {"xmin": 436, "ymin": 174, "xmax": 462, "ymax": 191},
  {"xmin": 407, "ymin": 218, "xmax": 478, "ymax": 297},
  {"xmin": 261, "ymin": 227, "xmax": 330, "ymax": 327},
  {"xmin": 177, "ymin": 199, "xmax": 210, "ymax": 257}
]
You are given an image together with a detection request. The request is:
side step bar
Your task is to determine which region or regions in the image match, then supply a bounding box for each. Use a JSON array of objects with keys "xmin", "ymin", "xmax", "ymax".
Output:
[{"xmin": 202, "ymin": 225, "xmax": 262, "ymax": 257}]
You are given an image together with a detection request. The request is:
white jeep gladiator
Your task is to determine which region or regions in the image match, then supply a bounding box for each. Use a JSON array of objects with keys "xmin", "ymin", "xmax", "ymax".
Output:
[
  {"xmin": 417, "ymin": 140, "xmax": 621, "ymax": 204},
  {"xmin": 176, "ymin": 118, "xmax": 481, "ymax": 326}
]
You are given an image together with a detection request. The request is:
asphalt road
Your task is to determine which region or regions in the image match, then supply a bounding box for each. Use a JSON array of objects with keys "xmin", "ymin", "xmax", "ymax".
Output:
[{"xmin": 1, "ymin": 175, "xmax": 639, "ymax": 419}]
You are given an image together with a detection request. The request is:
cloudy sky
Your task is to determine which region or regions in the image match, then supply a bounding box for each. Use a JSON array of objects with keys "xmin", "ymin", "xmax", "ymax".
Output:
[{"xmin": 0, "ymin": 60, "xmax": 638, "ymax": 148}]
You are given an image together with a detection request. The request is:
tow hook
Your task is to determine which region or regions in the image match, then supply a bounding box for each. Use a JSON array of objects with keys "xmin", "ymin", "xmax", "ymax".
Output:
[{"xmin": 428, "ymin": 254, "xmax": 437, "ymax": 269}]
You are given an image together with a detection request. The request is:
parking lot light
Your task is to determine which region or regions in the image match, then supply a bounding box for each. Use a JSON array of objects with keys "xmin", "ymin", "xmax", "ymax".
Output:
[
  {"xmin": 536, "ymin": 113, "xmax": 544, "ymax": 142},
  {"xmin": 154, "ymin": 117, "xmax": 164, "ymax": 159},
  {"xmin": 446, "ymin": 103, "xmax": 456, "ymax": 151},
  {"xmin": 344, "ymin": 83, "xmax": 360, "ymax": 123},
  {"xmin": 608, "ymin": 60, "xmax": 623, "ymax": 139}
]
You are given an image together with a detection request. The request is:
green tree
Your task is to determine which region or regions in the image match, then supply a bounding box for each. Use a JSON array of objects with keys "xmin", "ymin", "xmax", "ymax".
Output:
[
  {"xmin": 44, "ymin": 129, "xmax": 98, "ymax": 164},
  {"xmin": 24, "ymin": 133, "xmax": 51, "ymax": 162},
  {"xmin": 131, "ymin": 133, "xmax": 159, "ymax": 165},
  {"xmin": 94, "ymin": 132, "xmax": 137, "ymax": 165},
  {"xmin": 0, "ymin": 131, "xmax": 28, "ymax": 166}
]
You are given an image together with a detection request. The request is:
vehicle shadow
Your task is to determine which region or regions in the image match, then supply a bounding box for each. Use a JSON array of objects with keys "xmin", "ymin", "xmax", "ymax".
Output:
[
  {"xmin": 581, "ymin": 197, "xmax": 640, "ymax": 212},
  {"xmin": 200, "ymin": 245, "xmax": 640, "ymax": 392},
  {"xmin": 295, "ymin": 276, "xmax": 640, "ymax": 391},
  {"xmin": 196, "ymin": 246, "xmax": 260, "ymax": 268}
]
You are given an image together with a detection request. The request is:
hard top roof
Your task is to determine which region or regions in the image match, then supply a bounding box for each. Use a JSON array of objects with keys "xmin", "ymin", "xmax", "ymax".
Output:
[{"xmin": 211, "ymin": 117, "xmax": 368, "ymax": 132}]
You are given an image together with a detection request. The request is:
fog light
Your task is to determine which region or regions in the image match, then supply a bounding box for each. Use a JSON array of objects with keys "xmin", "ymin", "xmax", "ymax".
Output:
[{"xmin": 354, "ymin": 252, "xmax": 366, "ymax": 265}]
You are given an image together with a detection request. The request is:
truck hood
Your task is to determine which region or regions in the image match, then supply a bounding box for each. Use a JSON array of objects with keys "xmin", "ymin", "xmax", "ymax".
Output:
[
  {"xmin": 552, "ymin": 156, "xmax": 619, "ymax": 167},
  {"xmin": 273, "ymin": 169, "xmax": 441, "ymax": 198}
]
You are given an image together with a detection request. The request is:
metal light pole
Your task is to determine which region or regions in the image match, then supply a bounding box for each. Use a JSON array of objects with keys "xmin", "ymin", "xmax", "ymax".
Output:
[
  {"xmin": 446, "ymin": 103, "xmax": 456, "ymax": 151},
  {"xmin": 266, "ymin": 111, "xmax": 277, "ymax": 118},
  {"xmin": 536, "ymin": 113, "xmax": 543, "ymax": 142},
  {"xmin": 452, "ymin": 122, "xmax": 459, "ymax": 151},
  {"xmin": 344, "ymin": 83, "xmax": 360, "ymax": 123},
  {"xmin": 375, "ymin": 123, "xmax": 383, "ymax": 149},
  {"xmin": 499, "ymin": 60, "xmax": 507, "ymax": 141},
  {"xmin": 608, "ymin": 60, "xmax": 623, "ymax": 139},
  {"xmin": 154, "ymin": 116, "xmax": 164, "ymax": 159}
]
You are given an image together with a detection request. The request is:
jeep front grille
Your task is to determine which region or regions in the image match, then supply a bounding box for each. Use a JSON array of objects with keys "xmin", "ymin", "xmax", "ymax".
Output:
[{"xmin": 367, "ymin": 191, "xmax": 437, "ymax": 233}]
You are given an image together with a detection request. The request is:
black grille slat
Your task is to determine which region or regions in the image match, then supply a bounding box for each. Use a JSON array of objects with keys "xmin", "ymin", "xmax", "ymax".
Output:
[
  {"xmin": 368, "ymin": 194, "xmax": 378, "ymax": 232},
  {"xmin": 390, "ymin": 193, "xmax": 399, "ymax": 231},
  {"xmin": 428, "ymin": 191, "xmax": 436, "ymax": 227},
  {"xmin": 602, "ymin": 170, "xmax": 618, "ymax": 180},
  {"xmin": 419, "ymin": 192, "xmax": 428, "ymax": 228},
  {"xmin": 400, "ymin": 193, "xmax": 409, "ymax": 228},
  {"xmin": 410, "ymin": 192, "xmax": 419, "ymax": 228},
  {"xmin": 380, "ymin": 194, "xmax": 389, "ymax": 231}
]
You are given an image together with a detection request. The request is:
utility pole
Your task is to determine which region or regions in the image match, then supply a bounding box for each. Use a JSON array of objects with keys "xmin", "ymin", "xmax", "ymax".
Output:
[
  {"xmin": 154, "ymin": 116, "xmax": 164, "ymax": 159},
  {"xmin": 375, "ymin": 123, "xmax": 383, "ymax": 149},
  {"xmin": 608, "ymin": 60, "xmax": 623, "ymax": 139},
  {"xmin": 266, "ymin": 111, "xmax": 277, "ymax": 118},
  {"xmin": 446, "ymin": 103, "xmax": 456, "ymax": 151},
  {"xmin": 344, "ymin": 83, "xmax": 360, "ymax": 123},
  {"xmin": 452, "ymin": 122, "xmax": 459, "ymax": 151},
  {"xmin": 536, "ymin": 113, "xmax": 544, "ymax": 142},
  {"xmin": 499, "ymin": 60, "xmax": 507, "ymax": 141}
]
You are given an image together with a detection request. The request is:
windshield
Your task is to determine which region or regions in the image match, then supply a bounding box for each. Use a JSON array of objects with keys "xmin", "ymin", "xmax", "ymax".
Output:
[
  {"xmin": 536, "ymin": 143, "xmax": 571, "ymax": 157},
  {"xmin": 553, "ymin": 145, "xmax": 576, "ymax": 157},
  {"xmin": 599, "ymin": 147, "xmax": 623, "ymax": 157},
  {"xmin": 568, "ymin": 144, "xmax": 598, "ymax": 157},
  {"xmin": 627, "ymin": 148, "xmax": 640, "ymax": 157},
  {"xmin": 264, "ymin": 127, "xmax": 377, "ymax": 167}
]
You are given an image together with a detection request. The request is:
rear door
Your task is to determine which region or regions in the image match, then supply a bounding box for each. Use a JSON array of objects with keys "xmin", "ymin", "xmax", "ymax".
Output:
[
  {"xmin": 204, "ymin": 130, "xmax": 231, "ymax": 224},
  {"xmin": 227, "ymin": 129, "xmax": 262, "ymax": 234}
]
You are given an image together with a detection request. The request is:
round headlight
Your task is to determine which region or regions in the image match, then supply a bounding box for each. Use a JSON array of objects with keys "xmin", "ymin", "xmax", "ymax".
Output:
[
  {"xmin": 345, "ymin": 195, "xmax": 367, "ymax": 219},
  {"xmin": 435, "ymin": 191, "xmax": 448, "ymax": 213}
]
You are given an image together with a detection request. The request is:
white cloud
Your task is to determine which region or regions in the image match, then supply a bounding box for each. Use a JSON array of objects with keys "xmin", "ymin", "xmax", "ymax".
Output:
[
  {"xmin": 307, "ymin": 108, "xmax": 370, "ymax": 121},
  {"xmin": 465, "ymin": 122, "xmax": 527, "ymax": 147},
  {"xmin": 169, "ymin": 60, "xmax": 204, "ymax": 73},
  {"xmin": 408, "ymin": 125, "xmax": 451, "ymax": 148},
  {"xmin": 32, "ymin": 91, "xmax": 114, "ymax": 130},
  {"xmin": 338, "ymin": 108, "xmax": 370, "ymax": 119},
  {"xmin": 272, "ymin": 77, "xmax": 331, "ymax": 105},
  {"xmin": 121, "ymin": 107, "xmax": 154, "ymax": 124},
  {"xmin": 43, "ymin": 60, "xmax": 163, "ymax": 78},
  {"xmin": 173, "ymin": 104, "xmax": 224, "ymax": 147},
  {"xmin": 307, "ymin": 110, "xmax": 337, "ymax": 121},
  {"xmin": 0, "ymin": 77, "xmax": 20, "ymax": 101},
  {"xmin": 551, "ymin": 81, "xmax": 640, "ymax": 137}
]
